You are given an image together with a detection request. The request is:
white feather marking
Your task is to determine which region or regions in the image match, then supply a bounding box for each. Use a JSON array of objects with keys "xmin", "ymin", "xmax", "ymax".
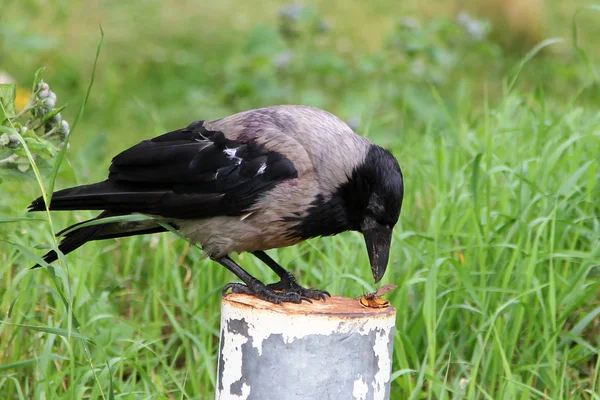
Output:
[
  {"xmin": 224, "ymin": 147, "xmax": 243, "ymax": 166},
  {"xmin": 197, "ymin": 131, "xmax": 208, "ymax": 140},
  {"xmin": 223, "ymin": 147, "xmax": 238, "ymax": 159},
  {"xmin": 240, "ymin": 212, "xmax": 253, "ymax": 221},
  {"xmin": 256, "ymin": 163, "xmax": 267, "ymax": 176}
]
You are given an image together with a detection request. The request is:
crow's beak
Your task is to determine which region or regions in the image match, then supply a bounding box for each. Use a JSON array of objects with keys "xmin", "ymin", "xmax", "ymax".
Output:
[{"xmin": 361, "ymin": 217, "xmax": 392, "ymax": 283}]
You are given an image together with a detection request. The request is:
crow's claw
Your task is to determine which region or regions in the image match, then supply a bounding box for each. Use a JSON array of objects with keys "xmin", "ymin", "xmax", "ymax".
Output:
[
  {"xmin": 222, "ymin": 282, "xmax": 250, "ymax": 296},
  {"xmin": 299, "ymin": 288, "xmax": 330, "ymax": 301},
  {"xmin": 266, "ymin": 280, "xmax": 330, "ymax": 302},
  {"xmin": 223, "ymin": 282, "xmax": 311, "ymax": 304}
]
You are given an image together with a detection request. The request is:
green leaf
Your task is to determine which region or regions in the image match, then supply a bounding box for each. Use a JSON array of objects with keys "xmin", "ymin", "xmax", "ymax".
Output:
[
  {"xmin": 12, "ymin": 136, "xmax": 56, "ymax": 160},
  {"xmin": 471, "ymin": 153, "xmax": 483, "ymax": 207},
  {"xmin": 40, "ymin": 104, "xmax": 67, "ymax": 124},
  {"xmin": 0, "ymin": 216, "xmax": 46, "ymax": 223},
  {"xmin": 31, "ymin": 67, "xmax": 46, "ymax": 93},
  {"xmin": 391, "ymin": 369, "xmax": 417, "ymax": 380},
  {"xmin": 0, "ymin": 322, "xmax": 94, "ymax": 343},
  {"xmin": 585, "ymin": 391, "xmax": 600, "ymax": 400},
  {"xmin": 0, "ymin": 355, "xmax": 65, "ymax": 372},
  {"xmin": 0, "ymin": 125, "xmax": 18, "ymax": 135},
  {"xmin": 507, "ymin": 38, "xmax": 565, "ymax": 93},
  {"xmin": 8, "ymin": 290, "xmax": 28, "ymax": 318},
  {"xmin": 0, "ymin": 83, "xmax": 17, "ymax": 122},
  {"xmin": 571, "ymin": 6, "xmax": 600, "ymax": 84},
  {"xmin": 0, "ymin": 239, "xmax": 81, "ymax": 329}
]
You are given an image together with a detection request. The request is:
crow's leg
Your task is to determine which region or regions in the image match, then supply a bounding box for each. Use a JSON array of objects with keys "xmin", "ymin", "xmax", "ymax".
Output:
[
  {"xmin": 215, "ymin": 255, "xmax": 310, "ymax": 304},
  {"xmin": 251, "ymin": 251, "xmax": 330, "ymax": 301}
]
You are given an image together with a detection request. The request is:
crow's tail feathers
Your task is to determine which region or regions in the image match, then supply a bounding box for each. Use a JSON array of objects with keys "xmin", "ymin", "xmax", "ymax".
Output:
[{"xmin": 32, "ymin": 211, "xmax": 168, "ymax": 268}]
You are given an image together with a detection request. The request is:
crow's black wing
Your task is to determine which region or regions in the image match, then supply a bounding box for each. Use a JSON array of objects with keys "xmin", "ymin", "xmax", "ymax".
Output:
[{"xmin": 29, "ymin": 121, "xmax": 298, "ymax": 219}]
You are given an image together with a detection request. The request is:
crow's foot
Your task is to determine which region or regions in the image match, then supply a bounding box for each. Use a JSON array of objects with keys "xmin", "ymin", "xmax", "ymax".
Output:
[
  {"xmin": 222, "ymin": 282, "xmax": 312, "ymax": 305},
  {"xmin": 247, "ymin": 251, "xmax": 330, "ymax": 302},
  {"xmin": 266, "ymin": 277, "xmax": 330, "ymax": 302}
]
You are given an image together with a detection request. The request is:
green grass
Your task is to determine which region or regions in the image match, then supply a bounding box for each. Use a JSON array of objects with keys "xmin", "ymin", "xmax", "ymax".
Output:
[{"xmin": 1, "ymin": 1, "xmax": 600, "ymax": 399}]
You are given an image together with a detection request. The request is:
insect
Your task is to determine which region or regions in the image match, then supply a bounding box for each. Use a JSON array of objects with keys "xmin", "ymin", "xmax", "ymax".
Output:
[{"xmin": 359, "ymin": 284, "xmax": 398, "ymax": 308}]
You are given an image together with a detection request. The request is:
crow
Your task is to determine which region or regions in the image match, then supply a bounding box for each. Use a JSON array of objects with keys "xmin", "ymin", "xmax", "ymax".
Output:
[{"xmin": 28, "ymin": 105, "xmax": 404, "ymax": 304}]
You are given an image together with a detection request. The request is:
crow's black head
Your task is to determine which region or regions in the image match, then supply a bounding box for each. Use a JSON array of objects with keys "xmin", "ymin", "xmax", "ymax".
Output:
[
  {"xmin": 354, "ymin": 145, "xmax": 404, "ymax": 229},
  {"xmin": 343, "ymin": 145, "xmax": 403, "ymax": 282},
  {"xmin": 290, "ymin": 144, "xmax": 403, "ymax": 283}
]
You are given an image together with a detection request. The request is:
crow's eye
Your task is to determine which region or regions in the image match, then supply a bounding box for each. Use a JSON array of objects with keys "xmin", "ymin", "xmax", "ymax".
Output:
[
  {"xmin": 377, "ymin": 220, "xmax": 393, "ymax": 230},
  {"xmin": 366, "ymin": 204, "xmax": 384, "ymax": 217}
]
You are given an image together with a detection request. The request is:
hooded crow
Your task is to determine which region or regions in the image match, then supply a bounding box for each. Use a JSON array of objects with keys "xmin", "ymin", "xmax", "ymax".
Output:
[{"xmin": 28, "ymin": 105, "xmax": 404, "ymax": 304}]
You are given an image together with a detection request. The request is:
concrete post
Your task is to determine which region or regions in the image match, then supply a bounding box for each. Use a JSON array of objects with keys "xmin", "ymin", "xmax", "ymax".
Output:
[{"xmin": 216, "ymin": 293, "xmax": 396, "ymax": 400}]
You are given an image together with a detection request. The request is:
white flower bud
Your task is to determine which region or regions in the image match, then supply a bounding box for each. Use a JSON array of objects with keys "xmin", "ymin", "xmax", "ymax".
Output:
[
  {"xmin": 42, "ymin": 96, "xmax": 56, "ymax": 110},
  {"xmin": 37, "ymin": 82, "xmax": 50, "ymax": 99},
  {"xmin": 273, "ymin": 51, "xmax": 293, "ymax": 70},
  {"xmin": 8, "ymin": 134, "xmax": 20, "ymax": 148},
  {"xmin": 456, "ymin": 11, "xmax": 487, "ymax": 41},
  {"xmin": 50, "ymin": 112, "xmax": 62, "ymax": 124},
  {"xmin": 38, "ymin": 88, "xmax": 50, "ymax": 99},
  {"xmin": 58, "ymin": 120, "xmax": 70, "ymax": 136},
  {"xmin": 278, "ymin": 3, "xmax": 304, "ymax": 21},
  {"xmin": 400, "ymin": 17, "xmax": 420, "ymax": 31}
]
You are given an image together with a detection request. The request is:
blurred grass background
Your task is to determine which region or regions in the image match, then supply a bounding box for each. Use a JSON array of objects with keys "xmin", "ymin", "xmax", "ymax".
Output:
[{"xmin": 1, "ymin": 0, "xmax": 599, "ymax": 398}]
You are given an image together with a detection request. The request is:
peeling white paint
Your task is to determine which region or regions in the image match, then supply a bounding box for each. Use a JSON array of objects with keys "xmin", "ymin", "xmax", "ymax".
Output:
[
  {"xmin": 217, "ymin": 314, "xmax": 251, "ymax": 400},
  {"xmin": 372, "ymin": 329, "xmax": 393, "ymax": 400},
  {"xmin": 221, "ymin": 301, "xmax": 395, "ymax": 356},
  {"xmin": 352, "ymin": 375, "xmax": 369, "ymax": 400},
  {"xmin": 217, "ymin": 298, "xmax": 395, "ymax": 400}
]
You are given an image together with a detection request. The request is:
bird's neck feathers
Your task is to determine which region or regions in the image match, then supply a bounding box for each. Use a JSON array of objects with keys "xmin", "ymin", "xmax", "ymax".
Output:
[{"xmin": 289, "ymin": 144, "xmax": 402, "ymax": 240}]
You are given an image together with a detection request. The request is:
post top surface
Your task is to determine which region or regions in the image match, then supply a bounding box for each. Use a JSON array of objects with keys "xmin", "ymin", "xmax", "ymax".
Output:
[{"xmin": 223, "ymin": 294, "xmax": 396, "ymax": 319}]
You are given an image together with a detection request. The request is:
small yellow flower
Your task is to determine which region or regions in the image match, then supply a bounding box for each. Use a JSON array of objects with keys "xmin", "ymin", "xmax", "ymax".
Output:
[
  {"xmin": 0, "ymin": 71, "xmax": 32, "ymax": 111},
  {"xmin": 16, "ymin": 88, "xmax": 32, "ymax": 111}
]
